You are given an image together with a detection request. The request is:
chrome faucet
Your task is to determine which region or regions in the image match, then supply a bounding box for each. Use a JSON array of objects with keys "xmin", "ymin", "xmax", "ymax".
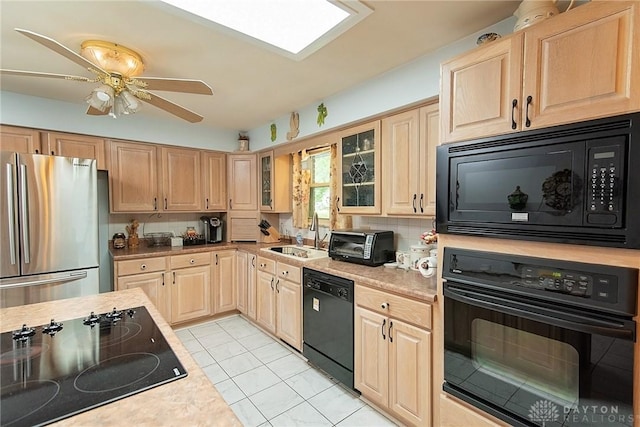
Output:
[{"xmin": 310, "ymin": 212, "xmax": 320, "ymax": 249}]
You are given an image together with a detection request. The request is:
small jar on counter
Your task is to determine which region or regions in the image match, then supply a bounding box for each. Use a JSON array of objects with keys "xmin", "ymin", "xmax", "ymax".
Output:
[{"xmin": 113, "ymin": 233, "xmax": 126, "ymax": 249}]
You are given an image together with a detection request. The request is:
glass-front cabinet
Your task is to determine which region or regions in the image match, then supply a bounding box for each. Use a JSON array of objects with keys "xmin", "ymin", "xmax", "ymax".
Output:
[
  {"xmin": 260, "ymin": 151, "xmax": 273, "ymax": 210},
  {"xmin": 259, "ymin": 150, "xmax": 291, "ymax": 212},
  {"xmin": 337, "ymin": 121, "xmax": 381, "ymax": 214}
]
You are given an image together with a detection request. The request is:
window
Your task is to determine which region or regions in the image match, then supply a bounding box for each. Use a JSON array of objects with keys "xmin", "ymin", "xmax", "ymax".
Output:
[{"xmin": 308, "ymin": 149, "xmax": 330, "ymax": 219}]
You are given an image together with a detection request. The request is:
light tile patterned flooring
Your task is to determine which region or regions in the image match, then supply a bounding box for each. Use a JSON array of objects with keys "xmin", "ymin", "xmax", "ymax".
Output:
[{"xmin": 174, "ymin": 314, "xmax": 398, "ymax": 427}]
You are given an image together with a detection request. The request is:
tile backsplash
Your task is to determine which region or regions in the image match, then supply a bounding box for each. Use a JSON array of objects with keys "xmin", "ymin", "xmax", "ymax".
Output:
[{"xmin": 108, "ymin": 213, "xmax": 210, "ymax": 240}]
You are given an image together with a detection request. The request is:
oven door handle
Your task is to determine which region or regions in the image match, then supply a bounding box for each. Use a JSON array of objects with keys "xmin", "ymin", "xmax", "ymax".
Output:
[{"xmin": 444, "ymin": 284, "xmax": 635, "ymax": 340}]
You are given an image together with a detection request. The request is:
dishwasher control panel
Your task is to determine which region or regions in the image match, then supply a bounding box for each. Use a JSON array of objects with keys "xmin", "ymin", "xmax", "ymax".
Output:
[{"xmin": 303, "ymin": 268, "xmax": 354, "ymax": 302}]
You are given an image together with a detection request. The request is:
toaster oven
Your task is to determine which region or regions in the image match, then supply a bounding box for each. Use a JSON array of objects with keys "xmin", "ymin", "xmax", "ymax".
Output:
[{"xmin": 328, "ymin": 230, "xmax": 394, "ymax": 266}]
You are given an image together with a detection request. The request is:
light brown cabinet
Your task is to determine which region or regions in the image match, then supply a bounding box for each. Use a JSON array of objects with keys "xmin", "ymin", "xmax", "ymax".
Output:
[
  {"xmin": 247, "ymin": 253, "xmax": 257, "ymax": 320},
  {"xmin": 440, "ymin": 1, "xmax": 640, "ymax": 143},
  {"xmin": 382, "ymin": 104, "xmax": 439, "ymax": 216},
  {"xmin": 259, "ymin": 151, "xmax": 291, "ymax": 212},
  {"xmin": 255, "ymin": 256, "xmax": 301, "ymax": 349},
  {"xmin": 114, "ymin": 257, "xmax": 171, "ymax": 322},
  {"xmin": 44, "ymin": 132, "xmax": 107, "ymax": 170},
  {"xmin": 355, "ymin": 285, "xmax": 432, "ymax": 426},
  {"xmin": 202, "ymin": 151, "xmax": 227, "ymax": 211},
  {"xmin": 160, "ymin": 146, "xmax": 202, "ymax": 211},
  {"xmin": 227, "ymin": 153, "xmax": 258, "ymax": 211},
  {"xmin": 109, "ymin": 140, "xmax": 159, "ymax": 212},
  {"xmin": 337, "ymin": 121, "xmax": 381, "ymax": 214},
  {"xmin": 212, "ymin": 250, "xmax": 236, "ymax": 313},
  {"xmin": 236, "ymin": 251, "xmax": 257, "ymax": 320},
  {"xmin": 0, "ymin": 125, "xmax": 42, "ymax": 154}
]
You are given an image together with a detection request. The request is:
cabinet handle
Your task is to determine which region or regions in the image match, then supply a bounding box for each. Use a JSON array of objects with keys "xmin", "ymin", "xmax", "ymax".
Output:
[
  {"xmin": 162, "ymin": 272, "xmax": 165, "ymax": 286},
  {"xmin": 173, "ymin": 272, "xmax": 176, "ymax": 284},
  {"xmin": 260, "ymin": 263, "xmax": 266, "ymax": 268},
  {"xmin": 190, "ymin": 258, "xmax": 195, "ymax": 264},
  {"xmin": 381, "ymin": 302, "xmax": 389, "ymax": 309},
  {"xmin": 511, "ymin": 99, "xmax": 518, "ymax": 130},
  {"xmin": 35, "ymin": 149, "xmax": 39, "ymax": 154},
  {"xmin": 275, "ymin": 279, "xmax": 280, "ymax": 293},
  {"xmin": 270, "ymin": 277, "xmax": 274, "ymax": 290},
  {"xmin": 525, "ymin": 95, "xmax": 532, "ymax": 128},
  {"xmin": 282, "ymin": 270, "xmax": 288, "ymax": 276},
  {"xmin": 412, "ymin": 194, "xmax": 417, "ymax": 213},
  {"xmin": 229, "ymin": 199, "xmax": 233, "ymax": 209},
  {"xmin": 252, "ymin": 257, "xmax": 256, "ymax": 267},
  {"xmin": 419, "ymin": 194, "xmax": 424, "ymax": 213},
  {"xmin": 336, "ymin": 197, "xmax": 340, "ymax": 212},
  {"xmin": 51, "ymin": 150, "xmax": 55, "ymax": 155},
  {"xmin": 153, "ymin": 198, "xmax": 157, "ymax": 211},
  {"xmin": 164, "ymin": 198, "xmax": 168, "ymax": 209},
  {"xmin": 205, "ymin": 198, "xmax": 209, "ymax": 210},
  {"xmin": 389, "ymin": 321, "xmax": 394, "ymax": 343},
  {"xmin": 215, "ymin": 254, "xmax": 219, "ymax": 265},
  {"xmin": 381, "ymin": 319, "xmax": 386, "ymax": 340},
  {"xmin": 140, "ymin": 264, "xmax": 147, "ymax": 271}
]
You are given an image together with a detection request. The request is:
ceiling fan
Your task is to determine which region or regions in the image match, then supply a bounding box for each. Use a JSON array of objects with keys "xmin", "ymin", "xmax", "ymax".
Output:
[{"xmin": 0, "ymin": 29, "xmax": 213, "ymax": 123}]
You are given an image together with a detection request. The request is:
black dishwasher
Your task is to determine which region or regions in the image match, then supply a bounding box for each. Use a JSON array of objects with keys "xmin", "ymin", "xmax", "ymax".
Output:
[{"xmin": 302, "ymin": 268, "xmax": 355, "ymax": 390}]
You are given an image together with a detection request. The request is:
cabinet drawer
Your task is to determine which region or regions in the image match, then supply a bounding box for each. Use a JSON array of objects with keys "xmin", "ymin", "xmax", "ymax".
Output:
[
  {"xmin": 117, "ymin": 257, "xmax": 166, "ymax": 276},
  {"xmin": 170, "ymin": 252, "xmax": 211, "ymax": 269},
  {"xmin": 355, "ymin": 285, "xmax": 431, "ymax": 330},
  {"xmin": 276, "ymin": 263, "xmax": 300, "ymax": 284},
  {"xmin": 257, "ymin": 257, "xmax": 276, "ymax": 274}
]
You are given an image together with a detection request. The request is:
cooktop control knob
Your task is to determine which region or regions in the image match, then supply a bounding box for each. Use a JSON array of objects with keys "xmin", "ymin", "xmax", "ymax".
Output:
[
  {"xmin": 42, "ymin": 319, "xmax": 63, "ymax": 336},
  {"xmin": 12, "ymin": 324, "xmax": 36, "ymax": 341},
  {"xmin": 105, "ymin": 308, "xmax": 124, "ymax": 322},
  {"xmin": 127, "ymin": 309, "xmax": 136, "ymax": 318},
  {"xmin": 83, "ymin": 312, "xmax": 101, "ymax": 327}
]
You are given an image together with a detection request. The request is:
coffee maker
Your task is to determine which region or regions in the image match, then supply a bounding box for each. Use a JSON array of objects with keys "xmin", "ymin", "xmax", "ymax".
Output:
[{"xmin": 200, "ymin": 216, "xmax": 224, "ymax": 243}]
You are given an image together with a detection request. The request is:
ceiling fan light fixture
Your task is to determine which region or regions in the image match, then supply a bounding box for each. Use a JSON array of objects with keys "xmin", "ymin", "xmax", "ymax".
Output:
[
  {"xmin": 121, "ymin": 90, "xmax": 141, "ymax": 113},
  {"xmin": 86, "ymin": 84, "xmax": 114, "ymax": 112},
  {"xmin": 81, "ymin": 40, "xmax": 144, "ymax": 77}
]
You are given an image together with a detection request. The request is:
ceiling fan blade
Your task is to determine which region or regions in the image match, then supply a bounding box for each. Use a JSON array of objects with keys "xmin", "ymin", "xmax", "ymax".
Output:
[
  {"xmin": 87, "ymin": 105, "xmax": 110, "ymax": 116},
  {"xmin": 0, "ymin": 69, "xmax": 94, "ymax": 82},
  {"xmin": 141, "ymin": 91, "xmax": 204, "ymax": 123},
  {"xmin": 15, "ymin": 28, "xmax": 108, "ymax": 75},
  {"xmin": 134, "ymin": 77, "xmax": 213, "ymax": 95}
]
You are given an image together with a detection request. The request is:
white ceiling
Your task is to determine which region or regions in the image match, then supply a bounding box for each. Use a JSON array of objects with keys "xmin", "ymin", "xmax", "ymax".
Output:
[{"xmin": 0, "ymin": 1, "xmax": 520, "ymax": 131}]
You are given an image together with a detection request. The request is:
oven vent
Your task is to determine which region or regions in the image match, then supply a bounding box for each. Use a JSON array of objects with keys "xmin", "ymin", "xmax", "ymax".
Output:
[
  {"xmin": 447, "ymin": 117, "xmax": 633, "ymax": 154},
  {"xmin": 446, "ymin": 225, "xmax": 627, "ymax": 246}
]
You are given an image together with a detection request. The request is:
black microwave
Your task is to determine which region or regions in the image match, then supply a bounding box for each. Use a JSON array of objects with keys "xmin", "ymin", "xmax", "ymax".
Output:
[{"xmin": 436, "ymin": 113, "xmax": 640, "ymax": 249}]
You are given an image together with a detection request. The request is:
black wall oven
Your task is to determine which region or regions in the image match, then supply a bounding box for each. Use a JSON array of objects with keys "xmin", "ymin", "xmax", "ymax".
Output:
[
  {"xmin": 436, "ymin": 113, "xmax": 640, "ymax": 248},
  {"xmin": 442, "ymin": 248, "xmax": 638, "ymax": 427}
]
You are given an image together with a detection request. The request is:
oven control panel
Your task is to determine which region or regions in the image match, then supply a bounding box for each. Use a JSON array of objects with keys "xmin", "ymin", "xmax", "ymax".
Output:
[{"xmin": 520, "ymin": 266, "xmax": 619, "ymax": 304}]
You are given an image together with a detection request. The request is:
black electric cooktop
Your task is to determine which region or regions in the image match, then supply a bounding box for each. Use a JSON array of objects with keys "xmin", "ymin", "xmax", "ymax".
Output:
[{"xmin": 0, "ymin": 306, "xmax": 187, "ymax": 426}]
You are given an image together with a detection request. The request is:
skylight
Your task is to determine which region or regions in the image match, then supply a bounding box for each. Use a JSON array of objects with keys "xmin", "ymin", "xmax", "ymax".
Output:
[{"xmin": 160, "ymin": 0, "xmax": 371, "ymax": 59}]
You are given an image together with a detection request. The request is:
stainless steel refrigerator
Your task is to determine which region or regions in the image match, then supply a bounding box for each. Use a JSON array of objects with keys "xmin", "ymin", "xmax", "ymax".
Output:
[{"xmin": 0, "ymin": 152, "xmax": 99, "ymax": 308}]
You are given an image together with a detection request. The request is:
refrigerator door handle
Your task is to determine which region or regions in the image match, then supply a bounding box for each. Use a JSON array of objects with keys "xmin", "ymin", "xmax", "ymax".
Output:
[
  {"xmin": 5, "ymin": 163, "xmax": 17, "ymax": 265},
  {"xmin": 19, "ymin": 164, "xmax": 30, "ymax": 264},
  {"xmin": 0, "ymin": 271, "xmax": 88, "ymax": 290}
]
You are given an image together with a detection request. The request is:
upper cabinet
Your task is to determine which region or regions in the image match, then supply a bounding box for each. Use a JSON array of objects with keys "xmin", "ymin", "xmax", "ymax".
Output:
[
  {"xmin": 337, "ymin": 121, "xmax": 381, "ymax": 214},
  {"xmin": 44, "ymin": 132, "xmax": 107, "ymax": 170},
  {"xmin": 159, "ymin": 146, "xmax": 202, "ymax": 211},
  {"xmin": 259, "ymin": 151, "xmax": 291, "ymax": 212},
  {"xmin": 0, "ymin": 125, "xmax": 41, "ymax": 154},
  {"xmin": 202, "ymin": 151, "xmax": 227, "ymax": 211},
  {"xmin": 440, "ymin": 1, "xmax": 640, "ymax": 143},
  {"xmin": 109, "ymin": 141, "xmax": 201, "ymax": 213},
  {"xmin": 227, "ymin": 153, "xmax": 257, "ymax": 211},
  {"xmin": 382, "ymin": 104, "xmax": 439, "ymax": 216}
]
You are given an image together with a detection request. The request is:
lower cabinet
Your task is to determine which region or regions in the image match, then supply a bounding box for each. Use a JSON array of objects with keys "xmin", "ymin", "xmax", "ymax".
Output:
[
  {"xmin": 236, "ymin": 251, "xmax": 257, "ymax": 320},
  {"xmin": 114, "ymin": 256, "xmax": 171, "ymax": 322},
  {"xmin": 169, "ymin": 252, "xmax": 212, "ymax": 323},
  {"xmin": 212, "ymin": 250, "xmax": 237, "ymax": 313},
  {"xmin": 355, "ymin": 285, "xmax": 432, "ymax": 426},
  {"xmin": 256, "ymin": 256, "xmax": 302, "ymax": 350}
]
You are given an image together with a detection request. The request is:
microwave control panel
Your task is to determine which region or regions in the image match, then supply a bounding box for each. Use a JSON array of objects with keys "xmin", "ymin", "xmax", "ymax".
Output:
[{"xmin": 586, "ymin": 141, "xmax": 623, "ymax": 226}]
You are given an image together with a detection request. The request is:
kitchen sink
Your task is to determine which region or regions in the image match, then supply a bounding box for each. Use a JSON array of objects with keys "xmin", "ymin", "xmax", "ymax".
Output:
[{"xmin": 261, "ymin": 245, "xmax": 328, "ymax": 261}]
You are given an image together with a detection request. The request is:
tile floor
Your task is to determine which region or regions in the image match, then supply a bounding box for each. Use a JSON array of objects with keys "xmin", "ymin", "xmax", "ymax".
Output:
[{"xmin": 174, "ymin": 314, "xmax": 398, "ymax": 427}]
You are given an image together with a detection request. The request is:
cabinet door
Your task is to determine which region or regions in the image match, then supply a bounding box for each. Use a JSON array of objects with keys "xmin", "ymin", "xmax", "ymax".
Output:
[
  {"xmin": 382, "ymin": 109, "xmax": 420, "ymax": 215},
  {"xmin": 388, "ymin": 319, "xmax": 431, "ymax": 426},
  {"xmin": 259, "ymin": 151, "xmax": 274, "ymax": 210},
  {"xmin": 276, "ymin": 279, "xmax": 301, "ymax": 350},
  {"xmin": 236, "ymin": 251, "xmax": 248, "ymax": 314},
  {"xmin": 45, "ymin": 132, "xmax": 106, "ymax": 170},
  {"xmin": 440, "ymin": 34, "xmax": 524, "ymax": 143},
  {"xmin": 247, "ymin": 254, "xmax": 257, "ymax": 320},
  {"xmin": 213, "ymin": 250, "xmax": 237, "ymax": 313},
  {"xmin": 337, "ymin": 121, "xmax": 381, "ymax": 214},
  {"xmin": 227, "ymin": 154, "xmax": 257, "ymax": 210},
  {"xmin": 109, "ymin": 140, "xmax": 158, "ymax": 212},
  {"xmin": 522, "ymin": 1, "xmax": 640, "ymax": 130},
  {"xmin": 117, "ymin": 271, "xmax": 170, "ymax": 322},
  {"xmin": 171, "ymin": 265, "xmax": 211, "ymax": 323},
  {"xmin": 202, "ymin": 151, "xmax": 227, "ymax": 211},
  {"xmin": 160, "ymin": 146, "xmax": 202, "ymax": 211},
  {"xmin": 354, "ymin": 307, "xmax": 388, "ymax": 407},
  {"xmin": 256, "ymin": 270, "xmax": 276, "ymax": 334},
  {"xmin": 0, "ymin": 125, "xmax": 41, "ymax": 154},
  {"xmin": 419, "ymin": 104, "xmax": 439, "ymax": 217},
  {"xmin": 259, "ymin": 152, "xmax": 292, "ymax": 212}
]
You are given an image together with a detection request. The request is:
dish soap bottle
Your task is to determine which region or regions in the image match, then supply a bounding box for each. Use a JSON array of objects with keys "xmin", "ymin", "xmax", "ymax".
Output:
[{"xmin": 296, "ymin": 232, "xmax": 304, "ymax": 247}]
